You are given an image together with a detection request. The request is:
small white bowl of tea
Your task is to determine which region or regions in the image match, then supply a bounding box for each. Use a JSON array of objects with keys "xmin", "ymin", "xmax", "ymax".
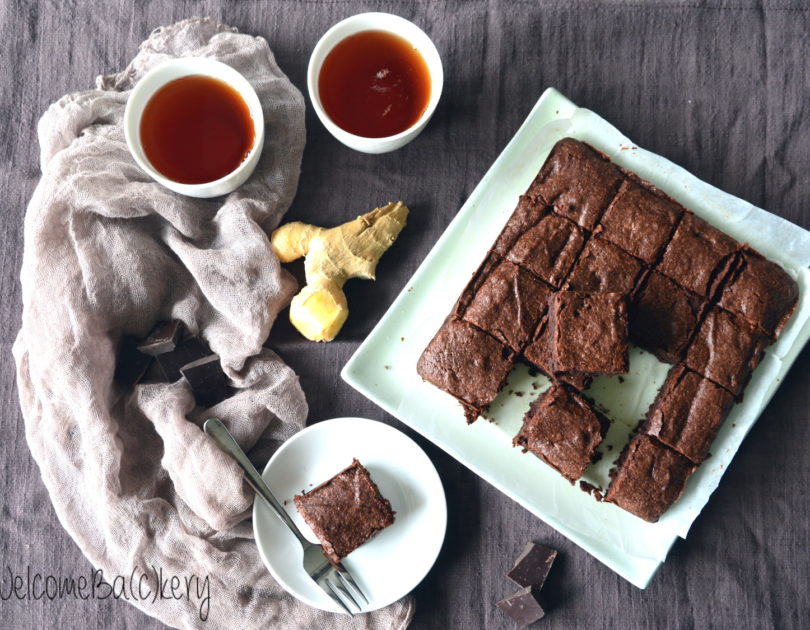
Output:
[
  {"xmin": 124, "ymin": 57, "xmax": 264, "ymax": 198},
  {"xmin": 308, "ymin": 13, "xmax": 443, "ymax": 154}
]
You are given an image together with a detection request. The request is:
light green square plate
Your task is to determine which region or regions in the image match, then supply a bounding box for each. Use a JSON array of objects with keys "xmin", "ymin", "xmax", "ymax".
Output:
[{"xmin": 341, "ymin": 88, "xmax": 810, "ymax": 588}]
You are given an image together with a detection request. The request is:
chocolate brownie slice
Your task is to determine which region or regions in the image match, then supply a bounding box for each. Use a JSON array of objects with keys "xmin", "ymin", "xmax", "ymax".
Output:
[
  {"xmin": 522, "ymin": 318, "xmax": 593, "ymax": 391},
  {"xmin": 644, "ymin": 365, "xmax": 735, "ymax": 463},
  {"xmin": 684, "ymin": 306, "xmax": 769, "ymax": 396},
  {"xmin": 499, "ymin": 212, "xmax": 587, "ymax": 288},
  {"xmin": 492, "ymin": 194, "xmax": 549, "ymax": 255},
  {"xmin": 564, "ymin": 236, "xmax": 646, "ymax": 295},
  {"xmin": 455, "ymin": 254, "xmax": 553, "ymax": 352},
  {"xmin": 605, "ymin": 435, "xmax": 697, "ymax": 523},
  {"xmin": 596, "ymin": 179, "xmax": 683, "ymax": 264},
  {"xmin": 526, "ymin": 138, "xmax": 623, "ymax": 230},
  {"xmin": 630, "ymin": 271, "xmax": 706, "ymax": 364},
  {"xmin": 417, "ymin": 319, "xmax": 515, "ymax": 423},
  {"xmin": 657, "ymin": 212, "xmax": 739, "ymax": 298},
  {"xmin": 716, "ymin": 247, "xmax": 799, "ymax": 338},
  {"xmin": 294, "ymin": 459, "xmax": 395, "ymax": 565},
  {"xmin": 513, "ymin": 383, "xmax": 609, "ymax": 482},
  {"xmin": 550, "ymin": 291, "xmax": 629, "ymax": 376}
]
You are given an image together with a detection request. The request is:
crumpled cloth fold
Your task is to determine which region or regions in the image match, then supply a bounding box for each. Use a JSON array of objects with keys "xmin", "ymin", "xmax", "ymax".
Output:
[{"xmin": 13, "ymin": 16, "xmax": 413, "ymax": 630}]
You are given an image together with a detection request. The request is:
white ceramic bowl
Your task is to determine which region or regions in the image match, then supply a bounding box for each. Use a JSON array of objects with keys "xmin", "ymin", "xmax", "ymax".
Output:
[
  {"xmin": 307, "ymin": 13, "xmax": 444, "ymax": 154},
  {"xmin": 123, "ymin": 58, "xmax": 264, "ymax": 198}
]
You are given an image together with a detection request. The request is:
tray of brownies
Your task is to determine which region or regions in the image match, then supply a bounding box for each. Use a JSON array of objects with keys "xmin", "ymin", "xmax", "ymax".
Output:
[{"xmin": 342, "ymin": 87, "xmax": 810, "ymax": 588}]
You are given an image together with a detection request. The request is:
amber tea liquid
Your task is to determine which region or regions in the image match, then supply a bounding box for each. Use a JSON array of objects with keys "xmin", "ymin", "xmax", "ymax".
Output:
[
  {"xmin": 318, "ymin": 30, "xmax": 431, "ymax": 138},
  {"xmin": 140, "ymin": 75, "xmax": 255, "ymax": 184}
]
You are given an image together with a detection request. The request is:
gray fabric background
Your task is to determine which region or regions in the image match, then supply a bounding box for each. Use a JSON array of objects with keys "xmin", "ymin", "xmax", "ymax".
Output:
[{"xmin": 1, "ymin": 1, "xmax": 808, "ymax": 629}]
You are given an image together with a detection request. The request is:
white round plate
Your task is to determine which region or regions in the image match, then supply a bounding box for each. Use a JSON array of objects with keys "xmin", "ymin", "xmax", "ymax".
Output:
[{"xmin": 252, "ymin": 417, "xmax": 447, "ymax": 614}]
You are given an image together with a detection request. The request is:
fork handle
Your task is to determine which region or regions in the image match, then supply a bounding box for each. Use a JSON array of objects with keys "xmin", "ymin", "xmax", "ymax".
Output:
[{"xmin": 204, "ymin": 418, "xmax": 309, "ymax": 547}]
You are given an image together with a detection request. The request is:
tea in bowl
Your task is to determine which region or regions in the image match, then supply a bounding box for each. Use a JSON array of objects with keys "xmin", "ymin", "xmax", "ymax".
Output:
[
  {"xmin": 124, "ymin": 57, "xmax": 264, "ymax": 198},
  {"xmin": 308, "ymin": 13, "xmax": 444, "ymax": 154}
]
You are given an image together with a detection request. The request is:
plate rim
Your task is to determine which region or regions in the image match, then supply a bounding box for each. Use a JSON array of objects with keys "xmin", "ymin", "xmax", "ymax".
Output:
[{"xmin": 251, "ymin": 416, "xmax": 448, "ymax": 613}]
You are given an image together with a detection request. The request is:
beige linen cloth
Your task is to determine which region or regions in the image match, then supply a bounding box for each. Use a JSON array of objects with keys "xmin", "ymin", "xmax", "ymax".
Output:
[{"xmin": 12, "ymin": 17, "xmax": 413, "ymax": 630}]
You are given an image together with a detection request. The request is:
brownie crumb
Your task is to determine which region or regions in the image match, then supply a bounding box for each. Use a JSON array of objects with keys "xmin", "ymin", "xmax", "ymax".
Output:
[
  {"xmin": 579, "ymin": 481, "xmax": 605, "ymax": 501},
  {"xmin": 618, "ymin": 376, "xmax": 625, "ymax": 383}
]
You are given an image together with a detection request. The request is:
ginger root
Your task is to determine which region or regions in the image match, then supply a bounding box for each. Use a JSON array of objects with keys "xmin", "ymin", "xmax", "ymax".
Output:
[{"xmin": 271, "ymin": 201, "xmax": 409, "ymax": 341}]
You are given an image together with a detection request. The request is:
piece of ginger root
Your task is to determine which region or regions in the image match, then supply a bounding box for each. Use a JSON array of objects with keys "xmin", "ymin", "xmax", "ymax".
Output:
[{"xmin": 271, "ymin": 201, "xmax": 409, "ymax": 341}]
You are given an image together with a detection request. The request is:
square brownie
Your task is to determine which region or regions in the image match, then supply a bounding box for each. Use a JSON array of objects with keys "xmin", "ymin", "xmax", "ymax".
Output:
[
  {"xmin": 644, "ymin": 365, "xmax": 735, "ymax": 463},
  {"xmin": 417, "ymin": 319, "xmax": 515, "ymax": 423},
  {"xmin": 513, "ymin": 383, "xmax": 609, "ymax": 482},
  {"xmin": 605, "ymin": 435, "xmax": 697, "ymax": 522},
  {"xmin": 294, "ymin": 459, "xmax": 395, "ymax": 565},
  {"xmin": 595, "ymin": 179, "xmax": 683, "ymax": 264},
  {"xmin": 564, "ymin": 236, "xmax": 646, "ymax": 294},
  {"xmin": 629, "ymin": 271, "xmax": 706, "ymax": 364},
  {"xmin": 526, "ymin": 138, "xmax": 623, "ymax": 230},
  {"xmin": 657, "ymin": 212, "xmax": 739, "ymax": 298},
  {"xmin": 550, "ymin": 291, "xmax": 629, "ymax": 376},
  {"xmin": 455, "ymin": 254, "xmax": 553, "ymax": 352},
  {"xmin": 498, "ymin": 212, "xmax": 587, "ymax": 288},
  {"xmin": 684, "ymin": 306, "xmax": 769, "ymax": 396},
  {"xmin": 522, "ymin": 318, "xmax": 593, "ymax": 391},
  {"xmin": 491, "ymin": 194, "xmax": 549, "ymax": 254},
  {"xmin": 716, "ymin": 247, "xmax": 799, "ymax": 338}
]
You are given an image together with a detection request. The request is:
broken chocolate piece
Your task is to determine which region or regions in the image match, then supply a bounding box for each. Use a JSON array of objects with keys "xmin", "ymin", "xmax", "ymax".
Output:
[
  {"xmin": 180, "ymin": 354, "xmax": 227, "ymax": 406},
  {"xmin": 137, "ymin": 320, "xmax": 184, "ymax": 356},
  {"xmin": 114, "ymin": 336, "xmax": 153, "ymax": 386},
  {"xmin": 497, "ymin": 584, "xmax": 546, "ymax": 628},
  {"xmin": 155, "ymin": 337, "xmax": 211, "ymax": 381},
  {"xmin": 507, "ymin": 542, "xmax": 557, "ymax": 588}
]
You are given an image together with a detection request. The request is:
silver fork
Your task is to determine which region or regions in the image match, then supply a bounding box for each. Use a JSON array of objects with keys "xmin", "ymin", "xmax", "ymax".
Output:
[{"xmin": 203, "ymin": 418, "xmax": 369, "ymax": 615}]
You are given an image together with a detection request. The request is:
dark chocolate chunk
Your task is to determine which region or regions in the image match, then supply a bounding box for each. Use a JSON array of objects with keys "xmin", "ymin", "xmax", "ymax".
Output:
[
  {"xmin": 114, "ymin": 336, "xmax": 153, "ymax": 386},
  {"xmin": 507, "ymin": 542, "xmax": 558, "ymax": 588},
  {"xmin": 497, "ymin": 584, "xmax": 546, "ymax": 628},
  {"xmin": 294, "ymin": 459, "xmax": 395, "ymax": 564},
  {"xmin": 180, "ymin": 354, "xmax": 227, "ymax": 406},
  {"xmin": 155, "ymin": 337, "xmax": 211, "ymax": 381},
  {"xmin": 137, "ymin": 320, "xmax": 184, "ymax": 356}
]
